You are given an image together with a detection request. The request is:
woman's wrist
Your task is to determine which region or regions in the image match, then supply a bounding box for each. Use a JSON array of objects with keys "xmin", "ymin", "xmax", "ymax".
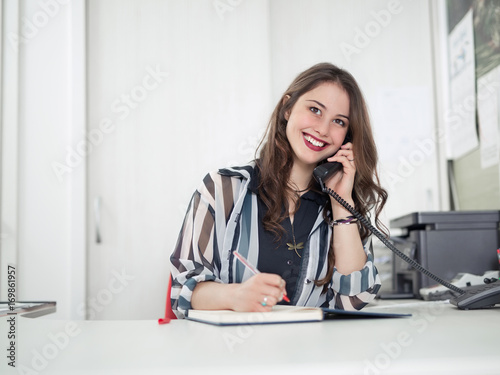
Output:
[
  {"xmin": 192, "ymin": 281, "xmax": 238, "ymax": 310},
  {"xmin": 225, "ymin": 283, "xmax": 239, "ymax": 310},
  {"xmin": 330, "ymin": 197, "xmax": 354, "ymax": 219},
  {"xmin": 326, "ymin": 215, "xmax": 358, "ymax": 227}
]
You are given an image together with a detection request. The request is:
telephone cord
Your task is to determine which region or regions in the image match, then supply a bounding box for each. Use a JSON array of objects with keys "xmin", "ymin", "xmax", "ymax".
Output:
[{"xmin": 320, "ymin": 181, "xmax": 465, "ymax": 295}]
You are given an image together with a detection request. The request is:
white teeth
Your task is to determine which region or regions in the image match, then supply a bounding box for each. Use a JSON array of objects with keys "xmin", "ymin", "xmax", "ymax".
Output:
[{"xmin": 304, "ymin": 135, "xmax": 325, "ymax": 147}]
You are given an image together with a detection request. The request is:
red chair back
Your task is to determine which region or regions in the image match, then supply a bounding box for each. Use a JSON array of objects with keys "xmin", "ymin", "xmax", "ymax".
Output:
[{"xmin": 158, "ymin": 274, "xmax": 177, "ymax": 324}]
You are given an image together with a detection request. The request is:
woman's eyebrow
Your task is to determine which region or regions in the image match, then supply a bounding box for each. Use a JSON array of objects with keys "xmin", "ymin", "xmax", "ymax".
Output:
[
  {"xmin": 306, "ymin": 99, "xmax": 327, "ymax": 110},
  {"xmin": 306, "ymin": 99, "xmax": 350, "ymax": 120}
]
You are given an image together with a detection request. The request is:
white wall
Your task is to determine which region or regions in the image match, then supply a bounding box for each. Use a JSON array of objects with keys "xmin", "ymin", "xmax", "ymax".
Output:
[
  {"xmin": 0, "ymin": 0, "xmax": 21, "ymax": 302},
  {"xmin": 1, "ymin": 0, "xmax": 445, "ymax": 319},
  {"xmin": 86, "ymin": 0, "xmax": 274, "ymax": 319},
  {"xmin": 0, "ymin": 0, "xmax": 85, "ymax": 319},
  {"xmin": 268, "ymin": 0, "xmax": 443, "ymax": 224}
]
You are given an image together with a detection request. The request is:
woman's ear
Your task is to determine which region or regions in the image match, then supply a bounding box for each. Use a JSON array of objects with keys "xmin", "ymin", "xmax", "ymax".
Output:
[{"xmin": 283, "ymin": 95, "xmax": 291, "ymax": 121}]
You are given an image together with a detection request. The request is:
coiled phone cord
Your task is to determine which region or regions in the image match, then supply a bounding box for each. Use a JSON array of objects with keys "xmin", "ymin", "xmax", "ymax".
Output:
[{"xmin": 319, "ymin": 179, "xmax": 466, "ymax": 295}]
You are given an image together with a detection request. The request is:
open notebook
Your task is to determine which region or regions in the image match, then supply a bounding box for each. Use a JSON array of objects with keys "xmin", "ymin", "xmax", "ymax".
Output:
[{"xmin": 186, "ymin": 305, "xmax": 410, "ymax": 326}]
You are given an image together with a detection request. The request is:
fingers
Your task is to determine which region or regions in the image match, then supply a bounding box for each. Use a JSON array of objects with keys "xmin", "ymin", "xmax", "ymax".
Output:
[
  {"xmin": 258, "ymin": 273, "xmax": 286, "ymax": 299},
  {"xmin": 244, "ymin": 273, "xmax": 287, "ymax": 311},
  {"xmin": 257, "ymin": 294, "xmax": 279, "ymax": 311},
  {"xmin": 341, "ymin": 141, "xmax": 353, "ymax": 150},
  {"xmin": 331, "ymin": 145, "xmax": 354, "ymax": 160},
  {"xmin": 324, "ymin": 143, "xmax": 356, "ymax": 200},
  {"xmin": 261, "ymin": 286, "xmax": 285, "ymax": 303},
  {"xmin": 327, "ymin": 144, "xmax": 355, "ymax": 169}
]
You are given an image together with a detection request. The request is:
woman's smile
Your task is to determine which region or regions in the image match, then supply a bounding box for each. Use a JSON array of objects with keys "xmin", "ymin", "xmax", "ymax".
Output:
[
  {"xmin": 303, "ymin": 133, "xmax": 329, "ymax": 151},
  {"xmin": 285, "ymin": 82, "xmax": 350, "ymax": 167}
]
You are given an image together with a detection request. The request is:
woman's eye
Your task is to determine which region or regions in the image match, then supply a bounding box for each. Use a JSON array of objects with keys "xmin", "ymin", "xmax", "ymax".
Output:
[
  {"xmin": 310, "ymin": 107, "xmax": 321, "ymax": 115},
  {"xmin": 333, "ymin": 118, "xmax": 345, "ymax": 126}
]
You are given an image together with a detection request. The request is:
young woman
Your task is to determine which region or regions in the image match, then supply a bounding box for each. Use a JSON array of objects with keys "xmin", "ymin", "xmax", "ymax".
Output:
[{"xmin": 169, "ymin": 62, "xmax": 388, "ymax": 318}]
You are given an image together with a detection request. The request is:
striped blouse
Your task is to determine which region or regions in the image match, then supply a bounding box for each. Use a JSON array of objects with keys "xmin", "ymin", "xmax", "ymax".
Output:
[{"xmin": 169, "ymin": 162, "xmax": 381, "ymax": 318}]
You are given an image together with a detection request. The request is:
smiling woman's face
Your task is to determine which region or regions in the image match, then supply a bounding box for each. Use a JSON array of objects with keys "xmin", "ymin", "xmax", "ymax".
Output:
[{"xmin": 285, "ymin": 82, "xmax": 350, "ymax": 169}]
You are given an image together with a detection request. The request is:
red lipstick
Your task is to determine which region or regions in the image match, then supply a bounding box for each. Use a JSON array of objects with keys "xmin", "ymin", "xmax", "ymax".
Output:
[{"xmin": 303, "ymin": 133, "xmax": 328, "ymax": 151}]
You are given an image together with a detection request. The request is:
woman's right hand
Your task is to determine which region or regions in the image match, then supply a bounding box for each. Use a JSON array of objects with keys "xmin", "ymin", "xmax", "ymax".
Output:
[{"xmin": 230, "ymin": 273, "xmax": 287, "ymax": 312}]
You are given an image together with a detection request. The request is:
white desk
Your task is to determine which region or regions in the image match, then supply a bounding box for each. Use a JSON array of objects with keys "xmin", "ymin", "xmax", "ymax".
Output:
[{"xmin": 1, "ymin": 300, "xmax": 499, "ymax": 375}]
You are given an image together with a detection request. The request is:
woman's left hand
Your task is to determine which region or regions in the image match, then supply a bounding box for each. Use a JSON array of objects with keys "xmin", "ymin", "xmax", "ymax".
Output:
[{"xmin": 325, "ymin": 142, "xmax": 356, "ymax": 204}]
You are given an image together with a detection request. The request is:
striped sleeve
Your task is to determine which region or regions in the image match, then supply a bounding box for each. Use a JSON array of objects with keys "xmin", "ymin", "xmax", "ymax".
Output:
[
  {"xmin": 169, "ymin": 173, "xmax": 223, "ymax": 319},
  {"xmin": 329, "ymin": 236, "xmax": 382, "ymax": 311}
]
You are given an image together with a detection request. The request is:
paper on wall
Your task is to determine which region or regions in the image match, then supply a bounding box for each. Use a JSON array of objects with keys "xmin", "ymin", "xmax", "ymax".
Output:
[
  {"xmin": 477, "ymin": 65, "xmax": 500, "ymax": 169},
  {"xmin": 447, "ymin": 9, "xmax": 478, "ymax": 160}
]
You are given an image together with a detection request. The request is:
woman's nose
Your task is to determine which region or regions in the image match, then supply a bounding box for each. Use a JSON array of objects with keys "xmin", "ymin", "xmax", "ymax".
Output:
[{"xmin": 312, "ymin": 118, "xmax": 329, "ymax": 136}]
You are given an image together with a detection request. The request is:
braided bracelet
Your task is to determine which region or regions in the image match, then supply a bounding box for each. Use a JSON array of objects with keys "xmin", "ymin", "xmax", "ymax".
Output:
[{"xmin": 327, "ymin": 215, "xmax": 358, "ymax": 227}]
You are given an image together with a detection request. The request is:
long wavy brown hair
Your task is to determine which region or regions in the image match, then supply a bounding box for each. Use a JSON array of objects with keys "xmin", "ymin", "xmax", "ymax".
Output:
[{"xmin": 256, "ymin": 62, "xmax": 388, "ymax": 289}]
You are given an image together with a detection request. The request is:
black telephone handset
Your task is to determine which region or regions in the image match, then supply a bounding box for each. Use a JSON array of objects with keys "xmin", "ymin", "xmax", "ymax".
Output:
[
  {"xmin": 314, "ymin": 132, "xmax": 352, "ymax": 182},
  {"xmin": 313, "ymin": 161, "xmax": 500, "ymax": 310},
  {"xmin": 313, "ymin": 162, "xmax": 343, "ymax": 183}
]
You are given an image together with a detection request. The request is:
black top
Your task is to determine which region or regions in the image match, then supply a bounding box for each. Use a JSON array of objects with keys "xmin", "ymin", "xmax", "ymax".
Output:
[{"xmin": 247, "ymin": 167, "xmax": 327, "ymax": 302}]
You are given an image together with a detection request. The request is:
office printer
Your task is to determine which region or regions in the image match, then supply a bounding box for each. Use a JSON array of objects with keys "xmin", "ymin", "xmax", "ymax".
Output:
[{"xmin": 389, "ymin": 211, "xmax": 500, "ymax": 297}]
